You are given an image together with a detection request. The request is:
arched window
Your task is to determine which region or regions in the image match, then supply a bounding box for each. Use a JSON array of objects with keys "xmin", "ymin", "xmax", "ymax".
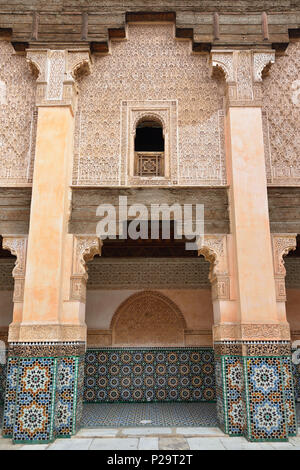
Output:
[{"xmin": 134, "ymin": 119, "xmax": 164, "ymax": 177}]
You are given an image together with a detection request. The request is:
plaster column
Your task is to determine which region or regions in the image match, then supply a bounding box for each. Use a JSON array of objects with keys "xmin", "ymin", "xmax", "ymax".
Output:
[
  {"xmin": 211, "ymin": 50, "xmax": 297, "ymax": 441},
  {"xmin": 2, "ymin": 49, "xmax": 99, "ymax": 444}
]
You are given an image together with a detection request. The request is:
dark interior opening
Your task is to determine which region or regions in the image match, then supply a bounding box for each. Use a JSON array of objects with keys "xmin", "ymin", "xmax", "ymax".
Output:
[{"xmin": 135, "ymin": 120, "xmax": 164, "ymax": 152}]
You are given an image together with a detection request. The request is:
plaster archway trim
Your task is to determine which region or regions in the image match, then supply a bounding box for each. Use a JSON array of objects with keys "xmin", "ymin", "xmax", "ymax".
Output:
[{"xmin": 110, "ymin": 290, "xmax": 187, "ymax": 331}]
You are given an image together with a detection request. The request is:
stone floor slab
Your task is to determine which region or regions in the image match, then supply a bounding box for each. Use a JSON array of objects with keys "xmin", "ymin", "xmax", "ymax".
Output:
[
  {"xmin": 47, "ymin": 438, "xmax": 93, "ymax": 451},
  {"xmin": 121, "ymin": 427, "xmax": 172, "ymax": 436},
  {"xmin": 187, "ymin": 437, "xmax": 225, "ymax": 450},
  {"xmin": 175, "ymin": 427, "xmax": 225, "ymax": 436},
  {"xmin": 138, "ymin": 437, "xmax": 159, "ymax": 450},
  {"xmin": 89, "ymin": 438, "xmax": 139, "ymax": 450},
  {"xmin": 159, "ymin": 437, "xmax": 189, "ymax": 450},
  {"xmin": 77, "ymin": 428, "xmax": 119, "ymax": 437},
  {"xmin": 20, "ymin": 444, "xmax": 49, "ymax": 450}
]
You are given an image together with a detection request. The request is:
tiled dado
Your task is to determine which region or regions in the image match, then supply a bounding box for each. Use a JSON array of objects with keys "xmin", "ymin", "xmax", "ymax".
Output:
[
  {"xmin": 84, "ymin": 347, "xmax": 216, "ymax": 403},
  {"xmin": 215, "ymin": 341, "xmax": 298, "ymax": 442},
  {"xmin": 2, "ymin": 342, "xmax": 85, "ymax": 444}
]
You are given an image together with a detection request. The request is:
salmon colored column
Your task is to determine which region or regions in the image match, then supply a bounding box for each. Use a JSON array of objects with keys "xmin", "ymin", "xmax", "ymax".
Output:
[
  {"xmin": 211, "ymin": 49, "xmax": 290, "ymax": 341},
  {"xmin": 8, "ymin": 49, "xmax": 92, "ymax": 342}
]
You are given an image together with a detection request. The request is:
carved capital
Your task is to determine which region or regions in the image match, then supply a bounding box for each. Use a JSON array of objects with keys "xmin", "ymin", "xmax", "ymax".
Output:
[
  {"xmin": 26, "ymin": 48, "xmax": 92, "ymax": 113},
  {"xmin": 211, "ymin": 49, "xmax": 275, "ymax": 107},
  {"xmin": 70, "ymin": 235, "xmax": 102, "ymax": 302},
  {"xmin": 199, "ymin": 235, "xmax": 230, "ymax": 300},
  {"xmin": 272, "ymin": 233, "xmax": 297, "ymax": 301},
  {"xmin": 2, "ymin": 235, "xmax": 28, "ymax": 302}
]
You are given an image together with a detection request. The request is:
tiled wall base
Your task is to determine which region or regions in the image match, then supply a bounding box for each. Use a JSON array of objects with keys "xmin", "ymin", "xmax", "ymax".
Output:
[
  {"xmin": 215, "ymin": 342, "xmax": 298, "ymax": 442},
  {"xmin": 292, "ymin": 348, "xmax": 300, "ymax": 402},
  {"xmin": 2, "ymin": 342, "xmax": 85, "ymax": 444},
  {"xmin": 84, "ymin": 348, "xmax": 215, "ymax": 403}
]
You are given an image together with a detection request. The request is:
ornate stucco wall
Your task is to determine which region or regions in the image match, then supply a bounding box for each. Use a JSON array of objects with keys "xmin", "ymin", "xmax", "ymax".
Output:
[
  {"xmin": 262, "ymin": 41, "xmax": 300, "ymax": 185},
  {"xmin": 73, "ymin": 24, "xmax": 226, "ymax": 186},
  {"xmin": 0, "ymin": 41, "xmax": 36, "ymax": 185}
]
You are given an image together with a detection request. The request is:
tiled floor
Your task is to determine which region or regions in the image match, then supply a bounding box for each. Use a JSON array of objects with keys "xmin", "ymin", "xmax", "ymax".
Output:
[{"xmin": 82, "ymin": 402, "xmax": 218, "ymax": 427}]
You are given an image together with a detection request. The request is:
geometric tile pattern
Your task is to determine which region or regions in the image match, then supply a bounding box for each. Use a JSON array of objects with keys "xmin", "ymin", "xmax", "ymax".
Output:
[
  {"xmin": 216, "ymin": 352, "xmax": 298, "ymax": 442},
  {"xmin": 0, "ymin": 360, "xmax": 7, "ymax": 404},
  {"xmin": 82, "ymin": 402, "xmax": 218, "ymax": 427},
  {"xmin": 2, "ymin": 353, "xmax": 85, "ymax": 444},
  {"xmin": 291, "ymin": 349, "xmax": 300, "ymax": 402},
  {"xmin": 2, "ymin": 357, "xmax": 18, "ymax": 438},
  {"xmin": 13, "ymin": 357, "xmax": 57, "ymax": 443},
  {"xmin": 217, "ymin": 355, "xmax": 245, "ymax": 436},
  {"xmin": 282, "ymin": 356, "xmax": 297, "ymax": 437},
  {"xmin": 55, "ymin": 357, "xmax": 79, "ymax": 438},
  {"xmin": 244, "ymin": 356, "xmax": 289, "ymax": 441},
  {"xmin": 84, "ymin": 348, "xmax": 216, "ymax": 403}
]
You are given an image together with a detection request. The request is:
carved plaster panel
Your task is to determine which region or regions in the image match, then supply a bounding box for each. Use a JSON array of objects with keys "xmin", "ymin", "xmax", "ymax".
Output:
[
  {"xmin": 73, "ymin": 24, "xmax": 226, "ymax": 186},
  {"xmin": 0, "ymin": 41, "xmax": 36, "ymax": 185},
  {"xmin": 26, "ymin": 48, "xmax": 91, "ymax": 113},
  {"xmin": 262, "ymin": 41, "xmax": 300, "ymax": 185},
  {"xmin": 271, "ymin": 234, "xmax": 297, "ymax": 301},
  {"xmin": 2, "ymin": 235, "xmax": 28, "ymax": 302},
  {"xmin": 211, "ymin": 49, "xmax": 275, "ymax": 107},
  {"xmin": 70, "ymin": 235, "xmax": 102, "ymax": 302},
  {"xmin": 199, "ymin": 235, "xmax": 230, "ymax": 300}
]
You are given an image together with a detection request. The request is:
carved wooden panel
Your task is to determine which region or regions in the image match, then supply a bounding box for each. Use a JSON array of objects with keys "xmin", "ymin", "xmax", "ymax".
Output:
[{"xmin": 73, "ymin": 24, "xmax": 226, "ymax": 186}]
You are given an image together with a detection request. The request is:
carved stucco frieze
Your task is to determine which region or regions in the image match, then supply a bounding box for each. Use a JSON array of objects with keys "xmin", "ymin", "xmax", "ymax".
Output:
[
  {"xmin": 2, "ymin": 235, "xmax": 28, "ymax": 302},
  {"xmin": 211, "ymin": 49, "xmax": 275, "ymax": 107},
  {"xmin": 26, "ymin": 49, "xmax": 92, "ymax": 113},
  {"xmin": 199, "ymin": 235, "xmax": 230, "ymax": 300},
  {"xmin": 213, "ymin": 322, "xmax": 291, "ymax": 342},
  {"xmin": 272, "ymin": 234, "xmax": 297, "ymax": 302},
  {"xmin": 70, "ymin": 235, "xmax": 102, "ymax": 302}
]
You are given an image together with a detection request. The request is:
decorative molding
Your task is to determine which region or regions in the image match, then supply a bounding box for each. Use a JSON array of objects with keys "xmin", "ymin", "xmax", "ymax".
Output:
[
  {"xmin": 211, "ymin": 49, "xmax": 275, "ymax": 107},
  {"xmin": 87, "ymin": 257, "xmax": 211, "ymax": 290},
  {"xmin": 26, "ymin": 48, "xmax": 92, "ymax": 114},
  {"xmin": 70, "ymin": 235, "xmax": 102, "ymax": 302},
  {"xmin": 2, "ymin": 235, "xmax": 28, "ymax": 302},
  {"xmin": 199, "ymin": 235, "xmax": 230, "ymax": 300},
  {"xmin": 271, "ymin": 234, "xmax": 297, "ymax": 301},
  {"xmin": 213, "ymin": 322, "xmax": 291, "ymax": 342}
]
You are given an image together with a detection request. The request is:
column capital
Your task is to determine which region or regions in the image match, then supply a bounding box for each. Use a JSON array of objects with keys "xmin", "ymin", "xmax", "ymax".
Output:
[
  {"xmin": 26, "ymin": 48, "xmax": 92, "ymax": 114},
  {"xmin": 2, "ymin": 235, "xmax": 28, "ymax": 303},
  {"xmin": 210, "ymin": 49, "xmax": 275, "ymax": 107}
]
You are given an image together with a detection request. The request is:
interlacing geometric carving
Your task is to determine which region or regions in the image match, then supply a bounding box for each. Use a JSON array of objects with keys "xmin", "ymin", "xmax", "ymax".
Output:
[
  {"xmin": 73, "ymin": 24, "xmax": 226, "ymax": 186},
  {"xmin": 199, "ymin": 235, "xmax": 230, "ymax": 300},
  {"xmin": 26, "ymin": 48, "xmax": 92, "ymax": 113},
  {"xmin": 211, "ymin": 49, "xmax": 275, "ymax": 106},
  {"xmin": 2, "ymin": 236, "xmax": 28, "ymax": 302},
  {"xmin": 271, "ymin": 234, "xmax": 297, "ymax": 301},
  {"xmin": 70, "ymin": 235, "xmax": 102, "ymax": 302},
  {"xmin": 262, "ymin": 41, "xmax": 300, "ymax": 185},
  {"xmin": 0, "ymin": 41, "xmax": 36, "ymax": 184}
]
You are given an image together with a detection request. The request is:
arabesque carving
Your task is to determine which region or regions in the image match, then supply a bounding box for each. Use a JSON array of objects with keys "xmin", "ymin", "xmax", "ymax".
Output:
[
  {"xmin": 73, "ymin": 24, "xmax": 226, "ymax": 187},
  {"xmin": 111, "ymin": 290, "xmax": 187, "ymax": 346},
  {"xmin": 26, "ymin": 48, "xmax": 92, "ymax": 113},
  {"xmin": 272, "ymin": 234, "xmax": 297, "ymax": 301},
  {"xmin": 211, "ymin": 49, "xmax": 275, "ymax": 107},
  {"xmin": 199, "ymin": 235, "xmax": 230, "ymax": 300},
  {"xmin": 2, "ymin": 235, "xmax": 28, "ymax": 302},
  {"xmin": 262, "ymin": 41, "xmax": 300, "ymax": 185},
  {"xmin": 70, "ymin": 235, "xmax": 102, "ymax": 302},
  {"xmin": 0, "ymin": 41, "xmax": 36, "ymax": 185}
]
